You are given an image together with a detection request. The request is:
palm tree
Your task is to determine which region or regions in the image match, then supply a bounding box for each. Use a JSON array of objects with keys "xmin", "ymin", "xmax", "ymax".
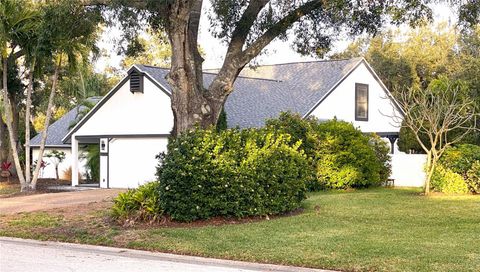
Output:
[
  {"xmin": 0, "ymin": 0, "xmax": 39, "ymax": 189},
  {"xmin": 1, "ymin": 0, "xmax": 101, "ymax": 191}
]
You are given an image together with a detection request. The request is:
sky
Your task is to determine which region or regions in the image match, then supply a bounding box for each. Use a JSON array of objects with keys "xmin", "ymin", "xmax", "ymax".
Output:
[{"xmin": 95, "ymin": 3, "xmax": 456, "ymax": 72}]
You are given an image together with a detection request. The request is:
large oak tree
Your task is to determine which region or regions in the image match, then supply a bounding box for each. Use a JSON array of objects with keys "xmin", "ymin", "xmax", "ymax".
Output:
[{"xmin": 90, "ymin": 1, "xmax": 478, "ymax": 135}]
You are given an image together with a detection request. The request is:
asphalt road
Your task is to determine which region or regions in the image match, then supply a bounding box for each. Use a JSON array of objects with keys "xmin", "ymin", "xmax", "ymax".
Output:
[{"xmin": 0, "ymin": 237, "xmax": 333, "ymax": 272}]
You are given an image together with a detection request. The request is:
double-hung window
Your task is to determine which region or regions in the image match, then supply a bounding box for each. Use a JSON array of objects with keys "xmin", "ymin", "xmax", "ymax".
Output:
[{"xmin": 355, "ymin": 83, "xmax": 368, "ymax": 121}]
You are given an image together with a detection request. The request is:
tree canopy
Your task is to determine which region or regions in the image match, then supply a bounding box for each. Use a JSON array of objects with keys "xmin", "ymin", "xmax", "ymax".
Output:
[
  {"xmin": 0, "ymin": 0, "xmax": 102, "ymax": 191},
  {"xmin": 85, "ymin": 0, "xmax": 479, "ymax": 135}
]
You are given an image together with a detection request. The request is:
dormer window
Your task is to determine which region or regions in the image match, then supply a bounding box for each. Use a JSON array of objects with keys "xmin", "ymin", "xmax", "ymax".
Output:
[
  {"xmin": 355, "ymin": 83, "xmax": 368, "ymax": 121},
  {"xmin": 130, "ymin": 71, "xmax": 144, "ymax": 93}
]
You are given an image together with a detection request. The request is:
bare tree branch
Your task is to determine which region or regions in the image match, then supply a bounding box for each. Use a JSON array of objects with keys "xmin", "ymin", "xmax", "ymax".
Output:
[{"xmin": 390, "ymin": 83, "xmax": 479, "ymax": 194}]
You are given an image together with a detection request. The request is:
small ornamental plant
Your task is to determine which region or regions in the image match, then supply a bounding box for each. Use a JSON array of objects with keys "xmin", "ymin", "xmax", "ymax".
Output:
[{"xmin": 1, "ymin": 161, "xmax": 12, "ymax": 178}]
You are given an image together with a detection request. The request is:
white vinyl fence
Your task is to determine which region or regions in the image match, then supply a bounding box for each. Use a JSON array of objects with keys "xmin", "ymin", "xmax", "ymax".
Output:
[{"xmin": 390, "ymin": 153, "xmax": 427, "ymax": 187}]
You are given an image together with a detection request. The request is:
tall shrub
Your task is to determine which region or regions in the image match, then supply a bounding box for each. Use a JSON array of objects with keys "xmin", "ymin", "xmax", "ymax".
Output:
[
  {"xmin": 156, "ymin": 128, "xmax": 309, "ymax": 222},
  {"xmin": 267, "ymin": 112, "xmax": 390, "ymax": 190},
  {"xmin": 313, "ymin": 120, "xmax": 383, "ymax": 189}
]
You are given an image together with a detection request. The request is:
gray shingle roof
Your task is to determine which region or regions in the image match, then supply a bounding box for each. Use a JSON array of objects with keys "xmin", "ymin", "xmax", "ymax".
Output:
[
  {"xmin": 137, "ymin": 58, "xmax": 362, "ymax": 128},
  {"xmin": 30, "ymin": 97, "xmax": 102, "ymax": 147}
]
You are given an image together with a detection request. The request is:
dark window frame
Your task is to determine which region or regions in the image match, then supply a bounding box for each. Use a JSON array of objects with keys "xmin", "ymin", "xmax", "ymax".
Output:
[
  {"xmin": 355, "ymin": 83, "xmax": 369, "ymax": 121},
  {"xmin": 129, "ymin": 71, "xmax": 144, "ymax": 93}
]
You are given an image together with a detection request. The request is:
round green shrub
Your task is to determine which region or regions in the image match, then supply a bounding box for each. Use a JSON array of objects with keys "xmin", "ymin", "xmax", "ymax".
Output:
[
  {"xmin": 313, "ymin": 119, "xmax": 384, "ymax": 189},
  {"xmin": 368, "ymin": 133, "xmax": 392, "ymax": 183},
  {"xmin": 266, "ymin": 112, "xmax": 391, "ymax": 190},
  {"xmin": 156, "ymin": 128, "xmax": 309, "ymax": 222},
  {"xmin": 430, "ymin": 144, "xmax": 480, "ymax": 194},
  {"xmin": 439, "ymin": 144, "xmax": 480, "ymax": 175},
  {"xmin": 431, "ymin": 165, "xmax": 469, "ymax": 194}
]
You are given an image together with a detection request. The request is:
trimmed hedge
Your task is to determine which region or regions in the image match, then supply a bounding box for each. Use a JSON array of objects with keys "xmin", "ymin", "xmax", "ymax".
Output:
[
  {"xmin": 266, "ymin": 112, "xmax": 391, "ymax": 190},
  {"xmin": 156, "ymin": 128, "xmax": 310, "ymax": 222}
]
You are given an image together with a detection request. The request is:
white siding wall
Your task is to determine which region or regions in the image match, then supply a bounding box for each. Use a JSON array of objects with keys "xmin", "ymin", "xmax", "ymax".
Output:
[
  {"xmin": 310, "ymin": 62, "xmax": 401, "ymax": 133},
  {"xmin": 390, "ymin": 154, "xmax": 427, "ymax": 187},
  {"xmin": 74, "ymin": 77, "xmax": 173, "ymax": 137},
  {"xmin": 107, "ymin": 137, "xmax": 168, "ymax": 188},
  {"xmin": 32, "ymin": 147, "xmax": 86, "ymax": 179}
]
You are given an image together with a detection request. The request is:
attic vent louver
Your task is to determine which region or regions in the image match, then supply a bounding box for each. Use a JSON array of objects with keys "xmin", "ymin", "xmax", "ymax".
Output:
[{"xmin": 130, "ymin": 71, "xmax": 144, "ymax": 93}]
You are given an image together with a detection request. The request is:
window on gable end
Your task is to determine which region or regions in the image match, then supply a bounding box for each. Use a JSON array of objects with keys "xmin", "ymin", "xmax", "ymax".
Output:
[{"xmin": 355, "ymin": 83, "xmax": 368, "ymax": 121}]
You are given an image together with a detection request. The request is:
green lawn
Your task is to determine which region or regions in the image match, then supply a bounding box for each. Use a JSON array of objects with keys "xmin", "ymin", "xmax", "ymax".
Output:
[{"xmin": 1, "ymin": 188, "xmax": 479, "ymax": 271}]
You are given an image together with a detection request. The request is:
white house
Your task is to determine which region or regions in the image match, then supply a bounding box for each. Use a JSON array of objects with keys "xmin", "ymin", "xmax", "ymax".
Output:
[{"xmin": 31, "ymin": 58, "xmax": 425, "ymax": 188}]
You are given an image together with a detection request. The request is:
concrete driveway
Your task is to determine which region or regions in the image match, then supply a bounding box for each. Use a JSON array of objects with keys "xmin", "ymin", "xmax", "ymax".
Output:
[
  {"xmin": 0, "ymin": 237, "xmax": 334, "ymax": 272},
  {"xmin": 0, "ymin": 189, "xmax": 123, "ymax": 214}
]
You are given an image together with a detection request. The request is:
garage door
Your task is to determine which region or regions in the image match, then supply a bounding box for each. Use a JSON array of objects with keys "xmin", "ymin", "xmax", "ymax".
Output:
[{"xmin": 108, "ymin": 137, "xmax": 168, "ymax": 188}]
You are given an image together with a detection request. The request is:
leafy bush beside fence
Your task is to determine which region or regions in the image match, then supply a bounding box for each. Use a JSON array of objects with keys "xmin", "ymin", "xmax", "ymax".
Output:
[
  {"xmin": 266, "ymin": 112, "xmax": 391, "ymax": 190},
  {"xmin": 431, "ymin": 144, "xmax": 480, "ymax": 194}
]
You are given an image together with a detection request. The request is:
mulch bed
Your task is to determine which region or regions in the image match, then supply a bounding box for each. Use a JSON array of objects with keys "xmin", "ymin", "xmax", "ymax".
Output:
[{"xmin": 117, "ymin": 207, "xmax": 305, "ymax": 229}]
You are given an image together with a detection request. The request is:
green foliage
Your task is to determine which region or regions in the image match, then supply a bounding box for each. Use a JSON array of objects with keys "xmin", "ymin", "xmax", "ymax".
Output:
[
  {"xmin": 216, "ymin": 108, "xmax": 227, "ymax": 131},
  {"xmin": 431, "ymin": 144, "xmax": 480, "ymax": 194},
  {"xmin": 156, "ymin": 127, "xmax": 309, "ymax": 222},
  {"xmin": 466, "ymin": 161, "xmax": 480, "ymax": 194},
  {"xmin": 266, "ymin": 112, "xmax": 390, "ymax": 190},
  {"xmin": 45, "ymin": 150, "xmax": 66, "ymax": 163},
  {"xmin": 83, "ymin": 144, "xmax": 99, "ymax": 182},
  {"xmin": 398, "ymin": 125, "xmax": 426, "ymax": 153},
  {"xmin": 112, "ymin": 182, "xmax": 163, "ymax": 222},
  {"xmin": 439, "ymin": 144, "xmax": 480, "ymax": 175},
  {"xmin": 313, "ymin": 119, "xmax": 384, "ymax": 189},
  {"xmin": 368, "ymin": 133, "xmax": 392, "ymax": 183},
  {"xmin": 266, "ymin": 112, "xmax": 316, "ymax": 158},
  {"xmin": 431, "ymin": 165, "xmax": 469, "ymax": 194}
]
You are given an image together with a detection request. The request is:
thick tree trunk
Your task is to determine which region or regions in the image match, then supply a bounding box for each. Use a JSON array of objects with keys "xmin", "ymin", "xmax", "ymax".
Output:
[
  {"xmin": 161, "ymin": 0, "xmax": 307, "ymax": 135},
  {"xmin": 165, "ymin": 0, "xmax": 222, "ymax": 136}
]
